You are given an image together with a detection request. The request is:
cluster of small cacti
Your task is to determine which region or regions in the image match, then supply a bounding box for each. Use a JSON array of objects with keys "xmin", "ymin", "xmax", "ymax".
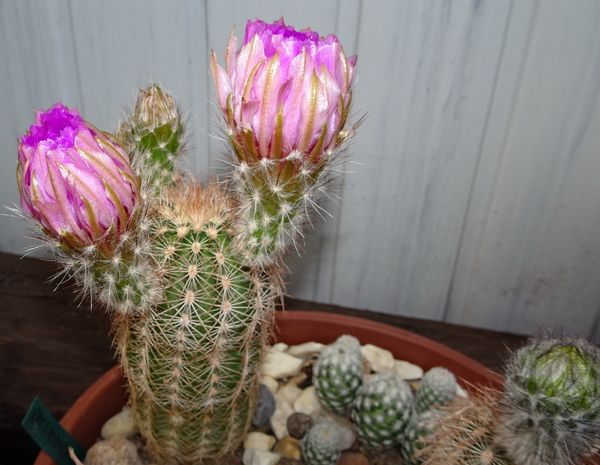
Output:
[
  {"xmin": 16, "ymin": 18, "xmax": 357, "ymax": 464},
  {"xmin": 310, "ymin": 334, "xmax": 461, "ymax": 456},
  {"xmin": 406, "ymin": 334, "xmax": 600, "ymax": 465}
]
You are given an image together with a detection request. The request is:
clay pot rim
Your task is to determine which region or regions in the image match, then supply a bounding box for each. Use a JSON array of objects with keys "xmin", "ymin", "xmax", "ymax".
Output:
[{"xmin": 37, "ymin": 311, "xmax": 598, "ymax": 465}]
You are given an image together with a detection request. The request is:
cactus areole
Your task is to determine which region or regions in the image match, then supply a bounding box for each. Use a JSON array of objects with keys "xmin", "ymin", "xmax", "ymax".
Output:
[{"xmin": 17, "ymin": 18, "xmax": 356, "ymax": 465}]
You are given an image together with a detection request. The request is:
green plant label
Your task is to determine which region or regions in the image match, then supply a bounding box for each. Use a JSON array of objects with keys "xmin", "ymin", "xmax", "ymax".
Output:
[{"xmin": 21, "ymin": 396, "xmax": 87, "ymax": 465}]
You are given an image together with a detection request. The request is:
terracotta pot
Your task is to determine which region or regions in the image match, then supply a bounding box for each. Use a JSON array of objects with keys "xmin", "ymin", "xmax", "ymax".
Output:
[{"xmin": 34, "ymin": 311, "xmax": 600, "ymax": 465}]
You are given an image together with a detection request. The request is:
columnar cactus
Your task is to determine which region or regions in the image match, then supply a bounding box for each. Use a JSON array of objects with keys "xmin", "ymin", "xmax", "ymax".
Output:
[
  {"xmin": 313, "ymin": 334, "xmax": 364, "ymax": 413},
  {"xmin": 495, "ymin": 335, "xmax": 600, "ymax": 465},
  {"xmin": 16, "ymin": 18, "xmax": 356, "ymax": 465},
  {"xmin": 351, "ymin": 372, "xmax": 414, "ymax": 447}
]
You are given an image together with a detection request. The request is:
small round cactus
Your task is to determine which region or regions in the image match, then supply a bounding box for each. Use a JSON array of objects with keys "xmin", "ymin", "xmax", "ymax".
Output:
[
  {"xmin": 496, "ymin": 335, "xmax": 600, "ymax": 465},
  {"xmin": 401, "ymin": 409, "xmax": 441, "ymax": 464},
  {"xmin": 301, "ymin": 423, "xmax": 341, "ymax": 465},
  {"xmin": 313, "ymin": 334, "xmax": 364, "ymax": 413},
  {"xmin": 415, "ymin": 366, "xmax": 458, "ymax": 414},
  {"xmin": 351, "ymin": 372, "xmax": 414, "ymax": 447}
]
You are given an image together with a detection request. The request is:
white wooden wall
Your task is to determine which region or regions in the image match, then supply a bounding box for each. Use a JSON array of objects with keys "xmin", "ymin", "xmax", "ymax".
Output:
[{"xmin": 1, "ymin": 0, "xmax": 599, "ymax": 342}]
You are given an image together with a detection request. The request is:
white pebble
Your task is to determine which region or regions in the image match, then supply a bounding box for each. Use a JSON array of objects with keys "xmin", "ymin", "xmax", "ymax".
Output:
[
  {"xmin": 271, "ymin": 342, "xmax": 289, "ymax": 352},
  {"xmin": 100, "ymin": 407, "xmax": 137, "ymax": 439},
  {"xmin": 244, "ymin": 432, "xmax": 277, "ymax": 451},
  {"xmin": 83, "ymin": 436, "xmax": 142, "ymax": 465},
  {"xmin": 242, "ymin": 448, "xmax": 281, "ymax": 465},
  {"xmin": 311, "ymin": 410, "xmax": 357, "ymax": 451},
  {"xmin": 262, "ymin": 348, "xmax": 304, "ymax": 379},
  {"xmin": 361, "ymin": 344, "xmax": 395, "ymax": 373},
  {"xmin": 456, "ymin": 383, "xmax": 468, "ymax": 398},
  {"xmin": 260, "ymin": 375, "xmax": 280, "ymax": 395},
  {"xmin": 285, "ymin": 341, "xmax": 326, "ymax": 358},
  {"xmin": 275, "ymin": 384, "xmax": 303, "ymax": 405},
  {"xmin": 293, "ymin": 386, "xmax": 321, "ymax": 416},
  {"xmin": 270, "ymin": 398, "xmax": 295, "ymax": 440},
  {"xmin": 394, "ymin": 360, "xmax": 424, "ymax": 380}
]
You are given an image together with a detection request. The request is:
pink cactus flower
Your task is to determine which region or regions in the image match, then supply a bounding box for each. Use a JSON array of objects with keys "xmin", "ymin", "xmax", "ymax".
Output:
[
  {"xmin": 17, "ymin": 102, "xmax": 139, "ymax": 255},
  {"xmin": 211, "ymin": 18, "xmax": 356, "ymax": 173}
]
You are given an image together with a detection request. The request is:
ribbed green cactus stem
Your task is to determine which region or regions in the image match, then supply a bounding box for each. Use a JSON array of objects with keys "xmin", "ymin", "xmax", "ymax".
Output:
[
  {"xmin": 118, "ymin": 84, "xmax": 185, "ymax": 195},
  {"xmin": 50, "ymin": 205, "xmax": 163, "ymax": 316},
  {"xmin": 112, "ymin": 181, "xmax": 283, "ymax": 463},
  {"xmin": 229, "ymin": 146, "xmax": 345, "ymax": 267}
]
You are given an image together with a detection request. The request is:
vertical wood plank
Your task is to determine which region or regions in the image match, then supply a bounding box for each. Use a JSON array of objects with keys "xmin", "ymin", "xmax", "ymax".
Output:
[
  {"xmin": 446, "ymin": 0, "xmax": 539, "ymax": 323},
  {"xmin": 284, "ymin": 0, "xmax": 363, "ymax": 302},
  {"xmin": 453, "ymin": 0, "xmax": 600, "ymax": 341},
  {"xmin": 0, "ymin": 0, "xmax": 78, "ymax": 257},
  {"xmin": 68, "ymin": 0, "xmax": 210, "ymax": 175},
  {"xmin": 329, "ymin": 1, "xmax": 513, "ymax": 319}
]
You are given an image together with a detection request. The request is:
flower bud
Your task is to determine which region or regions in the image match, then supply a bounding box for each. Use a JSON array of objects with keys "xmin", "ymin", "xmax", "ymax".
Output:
[
  {"xmin": 17, "ymin": 102, "xmax": 139, "ymax": 255},
  {"xmin": 211, "ymin": 18, "xmax": 356, "ymax": 176},
  {"xmin": 133, "ymin": 84, "xmax": 179, "ymax": 130}
]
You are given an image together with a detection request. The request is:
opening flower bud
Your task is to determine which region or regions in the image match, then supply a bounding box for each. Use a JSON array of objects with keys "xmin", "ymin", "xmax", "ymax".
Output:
[
  {"xmin": 211, "ymin": 17, "xmax": 356, "ymax": 179},
  {"xmin": 17, "ymin": 102, "xmax": 140, "ymax": 256}
]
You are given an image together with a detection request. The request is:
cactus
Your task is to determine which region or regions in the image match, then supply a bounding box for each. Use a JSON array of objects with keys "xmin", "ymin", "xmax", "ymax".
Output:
[
  {"xmin": 415, "ymin": 386, "xmax": 513, "ymax": 465},
  {"xmin": 117, "ymin": 84, "xmax": 185, "ymax": 192},
  {"xmin": 313, "ymin": 334, "xmax": 364, "ymax": 413},
  {"xmin": 16, "ymin": 17, "xmax": 357, "ymax": 465},
  {"xmin": 401, "ymin": 410, "xmax": 442, "ymax": 464},
  {"xmin": 351, "ymin": 372, "xmax": 414, "ymax": 447},
  {"xmin": 415, "ymin": 367, "xmax": 458, "ymax": 414},
  {"xmin": 495, "ymin": 335, "xmax": 600, "ymax": 465},
  {"xmin": 301, "ymin": 423, "xmax": 341, "ymax": 465}
]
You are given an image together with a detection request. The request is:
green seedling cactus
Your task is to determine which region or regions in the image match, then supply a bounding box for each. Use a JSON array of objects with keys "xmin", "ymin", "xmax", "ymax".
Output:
[
  {"xmin": 351, "ymin": 372, "xmax": 414, "ymax": 448},
  {"xmin": 313, "ymin": 334, "xmax": 364, "ymax": 413},
  {"xmin": 495, "ymin": 335, "xmax": 600, "ymax": 465},
  {"xmin": 415, "ymin": 366, "xmax": 458, "ymax": 414},
  {"xmin": 301, "ymin": 423, "xmax": 342, "ymax": 465}
]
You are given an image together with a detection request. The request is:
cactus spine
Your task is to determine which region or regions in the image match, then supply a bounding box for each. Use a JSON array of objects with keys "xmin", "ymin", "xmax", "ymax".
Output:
[
  {"xmin": 415, "ymin": 386, "xmax": 513, "ymax": 465},
  {"xmin": 495, "ymin": 335, "xmax": 600, "ymax": 465},
  {"xmin": 313, "ymin": 334, "xmax": 364, "ymax": 413}
]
